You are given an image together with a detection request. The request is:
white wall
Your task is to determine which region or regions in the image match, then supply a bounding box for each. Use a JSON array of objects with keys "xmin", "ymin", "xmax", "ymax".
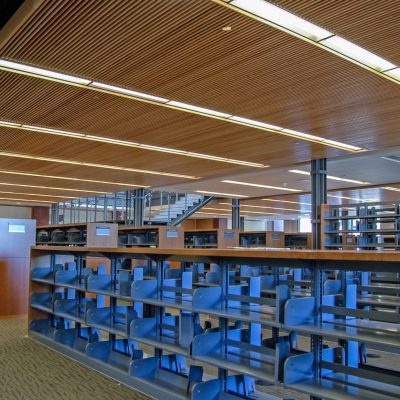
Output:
[
  {"xmin": 0, "ymin": 205, "xmax": 31, "ymax": 219},
  {"xmin": 243, "ymin": 219, "xmax": 266, "ymax": 231}
]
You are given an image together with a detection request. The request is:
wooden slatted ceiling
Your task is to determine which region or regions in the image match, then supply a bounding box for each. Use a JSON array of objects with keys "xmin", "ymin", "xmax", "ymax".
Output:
[
  {"xmin": 0, "ymin": 0, "xmax": 398, "ymax": 203},
  {"xmin": 272, "ymin": 0, "xmax": 400, "ymax": 65},
  {"xmin": 1, "ymin": 0, "xmax": 399, "ymax": 153},
  {"xmin": 0, "ymin": 70, "xmax": 336, "ymax": 166}
]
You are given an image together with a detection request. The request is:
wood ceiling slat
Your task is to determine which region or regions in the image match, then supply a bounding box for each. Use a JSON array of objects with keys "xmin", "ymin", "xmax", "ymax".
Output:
[{"xmin": 0, "ymin": 71, "xmax": 337, "ymax": 169}]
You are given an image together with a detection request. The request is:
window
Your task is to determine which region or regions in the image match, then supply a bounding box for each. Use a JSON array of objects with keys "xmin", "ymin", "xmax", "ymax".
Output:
[{"xmin": 299, "ymin": 218, "xmax": 312, "ymax": 232}]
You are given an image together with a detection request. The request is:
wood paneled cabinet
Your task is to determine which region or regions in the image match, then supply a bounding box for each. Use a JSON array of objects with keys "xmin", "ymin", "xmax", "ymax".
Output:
[
  {"xmin": 118, "ymin": 226, "xmax": 184, "ymax": 248},
  {"xmin": 36, "ymin": 223, "xmax": 118, "ymax": 247},
  {"xmin": 0, "ymin": 218, "xmax": 36, "ymax": 317},
  {"xmin": 239, "ymin": 231, "xmax": 285, "ymax": 248},
  {"xmin": 284, "ymin": 232, "xmax": 312, "ymax": 249},
  {"xmin": 184, "ymin": 229, "xmax": 239, "ymax": 248}
]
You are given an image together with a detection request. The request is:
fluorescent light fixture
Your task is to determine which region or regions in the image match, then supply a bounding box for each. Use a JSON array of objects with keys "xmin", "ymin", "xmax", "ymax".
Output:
[
  {"xmin": 195, "ymin": 190, "xmax": 248, "ymax": 198},
  {"xmin": 89, "ymin": 81, "xmax": 169, "ymax": 103},
  {"xmin": 204, "ymin": 206, "xmax": 279, "ymax": 215},
  {"xmin": 289, "ymin": 169, "xmax": 370, "ymax": 184},
  {"xmin": 0, "ymin": 190, "xmax": 75, "ymax": 199},
  {"xmin": 280, "ymin": 129, "xmax": 363, "ymax": 151},
  {"xmin": 320, "ymin": 36, "xmax": 396, "ymax": 72},
  {"xmin": 222, "ymin": 180, "xmax": 301, "ymax": 192},
  {"xmin": 327, "ymin": 194, "xmax": 378, "ymax": 202},
  {"xmin": 0, "ymin": 59, "xmax": 91, "ymax": 85},
  {"xmin": 0, "ymin": 196, "xmax": 53, "ymax": 203},
  {"xmin": 381, "ymin": 186, "xmax": 400, "ymax": 192},
  {"xmin": 326, "ymin": 175, "xmax": 370, "ymax": 185},
  {"xmin": 218, "ymin": 202, "xmax": 304, "ymax": 212},
  {"xmin": 289, "ymin": 169, "xmax": 310, "ymax": 176},
  {"xmin": 195, "ymin": 211, "xmax": 232, "ymax": 216},
  {"xmin": 167, "ymin": 101, "xmax": 232, "ymax": 118},
  {"xmin": 384, "ymin": 68, "xmax": 400, "ymax": 80},
  {"xmin": 0, "ymin": 182, "xmax": 106, "ymax": 194},
  {"xmin": 229, "ymin": 116, "xmax": 282, "ymax": 130},
  {"xmin": 215, "ymin": 0, "xmax": 400, "ymax": 85},
  {"xmin": 0, "ymin": 120, "xmax": 267, "ymax": 168},
  {"xmin": 230, "ymin": 0, "xmax": 332, "ymax": 41},
  {"xmin": 0, "ymin": 59, "xmax": 364, "ymax": 152},
  {"xmin": 262, "ymin": 198, "xmax": 312, "ymax": 206},
  {"xmin": 0, "ymin": 169, "xmax": 145, "ymax": 188},
  {"xmin": 0, "ymin": 151, "xmax": 199, "ymax": 179}
]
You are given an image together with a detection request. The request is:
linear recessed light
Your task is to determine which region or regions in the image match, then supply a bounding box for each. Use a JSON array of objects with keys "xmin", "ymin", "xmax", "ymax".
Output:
[
  {"xmin": 204, "ymin": 207, "xmax": 279, "ymax": 215},
  {"xmin": 195, "ymin": 211, "xmax": 232, "ymax": 217},
  {"xmin": 289, "ymin": 169, "xmax": 370, "ymax": 185},
  {"xmin": 262, "ymin": 198, "xmax": 312, "ymax": 206},
  {"xmin": 0, "ymin": 151, "xmax": 199, "ymax": 180},
  {"xmin": 327, "ymin": 194, "xmax": 378, "ymax": 202},
  {"xmin": 90, "ymin": 81, "xmax": 169, "ymax": 103},
  {"xmin": 167, "ymin": 101, "xmax": 232, "ymax": 118},
  {"xmin": 222, "ymin": 180, "xmax": 301, "ymax": 192},
  {"xmin": 218, "ymin": 202, "xmax": 305, "ymax": 212},
  {"xmin": 195, "ymin": 190, "xmax": 248, "ymax": 198},
  {"xmin": 320, "ymin": 36, "xmax": 396, "ymax": 72},
  {"xmin": 0, "ymin": 181, "xmax": 107, "ymax": 194},
  {"xmin": 0, "ymin": 59, "xmax": 91, "ymax": 85},
  {"xmin": 215, "ymin": 0, "xmax": 400, "ymax": 85},
  {"xmin": 0, "ymin": 190, "xmax": 75, "ymax": 199},
  {"xmin": 0, "ymin": 59, "xmax": 363, "ymax": 152},
  {"xmin": 0, "ymin": 169, "xmax": 145, "ymax": 188},
  {"xmin": 228, "ymin": 0, "xmax": 332, "ymax": 41},
  {"xmin": 0, "ymin": 196, "xmax": 53, "ymax": 203},
  {"xmin": 0, "ymin": 120, "xmax": 268, "ymax": 168},
  {"xmin": 228, "ymin": 116, "xmax": 282, "ymax": 131},
  {"xmin": 381, "ymin": 186, "xmax": 400, "ymax": 193}
]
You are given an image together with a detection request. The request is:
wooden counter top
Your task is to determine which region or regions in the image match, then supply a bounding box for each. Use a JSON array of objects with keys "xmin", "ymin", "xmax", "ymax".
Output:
[{"xmin": 31, "ymin": 245, "xmax": 400, "ymax": 263}]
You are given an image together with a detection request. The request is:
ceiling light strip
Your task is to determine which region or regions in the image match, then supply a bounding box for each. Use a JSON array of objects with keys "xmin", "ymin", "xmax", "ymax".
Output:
[
  {"xmin": 0, "ymin": 151, "xmax": 199, "ymax": 180},
  {"xmin": 215, "ymin": 0, "xmax": 400, "ymax": 86},
  {"xmin": 195, "ymin": 190, "xmax": 248, "ymax": 198},
  {"xmin": 218, "ymin": 202, "xmax": 305, "ymax": 212},
  {"xmin": 222, "ymin": 179, "xmax": 301, "ymax": 192},
  {"xmin": 204, "ymin": 207, "xmax": 279, "ymax": 215},
  {"xmin": 0, "ymin": 59, "xmax": 362, "ymax": 152},
  {"xmin": 0, "ymin": 196, "xmax": 53, "ymax": 203},
  {"xmin": 0, "ymin": 120, "xmax": 267, "ymax": 168},
  {"xmin": 0, "ymin": 169, "xmax": 145, "ymax": 188},
  {"xmin": 0, "ymin": 181, "xmax": 107, "ymax": 194},
  {"xmin": 381, "ymin": 186, "xmax": 400, "ymax": 193},
  {"xmin": 289, "ymin": 169, "xmax": 370, "ymax": 185},
  {"xmin": 262, "ymin": 198, "xmax": 312, "ymax": 206},
  {"xmin": 0, "ymin": 190, "xmax": 76, "ymax": 199},
  {"xmin": 327, "ymin": 194, "xmax": 378, "ymax": 202}
]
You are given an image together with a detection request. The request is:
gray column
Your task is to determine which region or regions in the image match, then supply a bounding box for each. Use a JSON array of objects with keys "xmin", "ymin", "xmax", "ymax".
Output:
[
  {"xmin": 133, "ymin": 189, "xmax": 145, "ymax": 227},
  {"xmin": 50, "ymin": 203, "xmax": 58, "ymax": 224},
  {"xmin": 231, "ymin": 199, "xmax": 240, "ymax": 230},
  {"xmin": 311, "ymin": 158, "xmax": 327, "ymax": 249}
]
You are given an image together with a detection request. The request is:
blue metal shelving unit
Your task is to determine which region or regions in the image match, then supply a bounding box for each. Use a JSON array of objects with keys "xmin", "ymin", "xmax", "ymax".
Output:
[{"xmin": 29, "ymin": 246, "xmax": 400, "ymax": 400}]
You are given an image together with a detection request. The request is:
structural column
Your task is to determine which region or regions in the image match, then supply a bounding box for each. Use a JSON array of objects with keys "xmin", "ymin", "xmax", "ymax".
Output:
[
  {"xmin": 231, "ymin": 199, "xmax": 240, "ymax": 230},
  {"xmin": 311, "ymin": 158, "xmax": 327, "ymax": 249},
  {"xmin": 133, "ymin": 189, "xmax": 145, "ymax": 227}
]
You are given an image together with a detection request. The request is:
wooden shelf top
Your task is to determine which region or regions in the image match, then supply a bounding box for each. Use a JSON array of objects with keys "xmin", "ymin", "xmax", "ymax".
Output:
[
  {"xmin": 37, "ymin": 223, "xmax": 87, "ymax": 229},
  {"xmin": 118, "ymin": 225, "xmax": 167, "ymax": 231},
  {"xmin": 31, "ymin": 245, "xmax": 400, "ymax": 263}
]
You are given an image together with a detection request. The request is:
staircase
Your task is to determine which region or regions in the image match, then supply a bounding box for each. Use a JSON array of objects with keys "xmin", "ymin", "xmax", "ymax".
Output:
[{"xmin": 149, "ymin": 194, "xmax": 214, "ymax": 225}]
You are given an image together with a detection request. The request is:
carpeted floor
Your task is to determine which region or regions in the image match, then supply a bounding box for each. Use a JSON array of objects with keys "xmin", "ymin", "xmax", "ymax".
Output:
[
  {"xmin": 0, "ymin": 318, "xmax": 307, "ymax": 400},
  {"xmin": 0, "ymin": 318, "xmax": 149, "ymax": 400}
]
